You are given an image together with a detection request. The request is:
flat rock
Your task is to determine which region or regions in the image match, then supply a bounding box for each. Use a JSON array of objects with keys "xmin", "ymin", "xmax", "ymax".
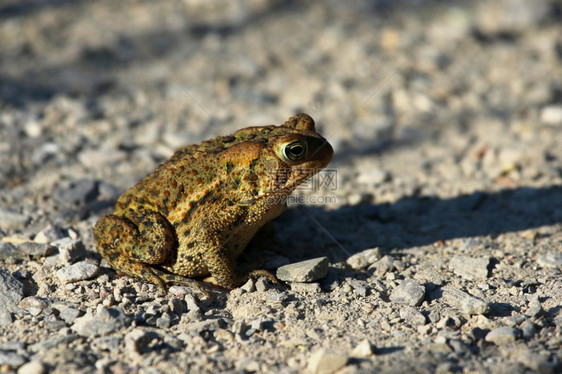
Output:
[
  {"xmin": 0, "ymin": 269, "xmax": 24, "ymax": 312},
  {"xmin": 450, "ymin": 255, "xmax": 490, "ymax": 280},
  {"xmin": 0, "ymin": 242, "xmax": 24, "ymax": 261},
  {"xmin": 276, "ymin": 257, "xmax": 329, "ymax": 283},
  {"xmin": 16, "ymin": 242, "xmax": 55, "ymax": 257},
  {"xmin": 485, "ymin": 326, "xmax": 521, "ymax": 345},
  {"xmin": 72, "ymin": 306, "xmax": 129, "ymax": 337},
  {"xmin": 399, "ymin": 305, "xmax": 427, "ymax": 326},
  {"xmin": 390, "ymin": 278, "xmax": 425, "ymax": 306},
  {"xmin": 56, "ymin": 260, "xmax": 99, "ymax": 283},
  {"xmin": 442, "ymin": 286, "xmax": 489, "ymax": 315},
  {"xmin": 0, "ymin": 351, "xmax": 25, "ymax": 368}
]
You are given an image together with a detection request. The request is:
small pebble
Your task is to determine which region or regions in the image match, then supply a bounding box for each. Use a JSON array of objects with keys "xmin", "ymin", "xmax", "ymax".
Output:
[
  {"xmin": 255, "ymin": 277, "xmax": 271, "ymax": 292},
  {"xmin": 16, "ymin": 242, "xmax": 55, "ymax": 257},
  {"xmin": 389, "ymin": 278, "xmax": 425, "ymax": 306},
  {"xmin": 34, "ymin": 224, "xmax": 65, "ymax": 244},
  {"xmin": 125, "ymin": 329, "xmax": 157, "ymax": 355},
  {"xmin": 0, "ymin": 242, "xmax": 23, "ymax": 260},
  {"xmin": 540, "ymin": 105, "xmax": 562, "ymax": 125},
  {"xmin": 525, "ymin": 296, "xmax": 544, "ymax": 318},
  {"xmin": 399, "ymin": 305, "xmax": 427, "ymax": 326},
  {"xmin": 351, "ymin": 339, "xmax": 374, "ymax": 357},
  {"xmin": 520, "ymin": 320, "xmax": 536, "ymax": 340},
  {"xmin": 442, "ymin": 286, "xmax": 490, "ymax": 315},
  {"xmin": 56, "ymin": 260, "xmax": 99, "ymax": 283},
  {"xmin": 0, "ymin": 351, "xmax": 25, "ymax": 368},
  {"xmin": 346, "ymin": 247, "xmax": 382, "ymax": 270},
  {"xmin": 72, "ymin": 306, "xmax": 128, "ymax": 337},
  {"xmin": 17, "ymin": 360, "xmax": 45, "ymax": 374},
  {"xmin": 0, "ymin": 269, "xmax": 24, "ymax": 312},
  {"xmin": 276, "ymin": 257, "xmax": 329, "ymax": 283},
  {"xmin": 485, "ymin": 326, "xmax": 521, "ymax": 345},
  {"xmin": 59, "ymin": 308, "xmax": 82, "ymax": 324},
  {"xmin": 307, "ymin": 349, "xmax": 348, "ymax": 374},
  {"xmin": 53, "ymin": 238, "xmax": 87, "ymax": 264}
]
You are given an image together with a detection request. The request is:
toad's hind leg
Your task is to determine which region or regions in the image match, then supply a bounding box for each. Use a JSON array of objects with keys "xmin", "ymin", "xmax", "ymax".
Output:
[{"xmin": 94, "ymin": 211, "xmax": 177, "ymax": 288}]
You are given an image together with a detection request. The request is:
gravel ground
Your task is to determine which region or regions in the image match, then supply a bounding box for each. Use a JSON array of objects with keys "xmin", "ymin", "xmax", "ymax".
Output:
[{"xmin": 1, "ymin": 0, "xmax": 562, "ymax": 373}]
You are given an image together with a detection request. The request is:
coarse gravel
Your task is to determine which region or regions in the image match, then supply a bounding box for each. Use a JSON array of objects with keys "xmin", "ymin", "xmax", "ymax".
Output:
[{"xmin": 1, "ymin": 0, "xmax": 562, "ymax": 373}]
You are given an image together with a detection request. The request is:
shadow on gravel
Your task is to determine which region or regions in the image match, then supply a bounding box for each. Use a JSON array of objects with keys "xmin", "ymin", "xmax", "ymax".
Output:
[
  {"xmin": 273, "ymin": 185, "xmax": 562, "ymax": 261},
  {"xmin": 0, "ymin": 0, "xmax": 301, "ymax": 107},
  {"xmin": 0, "ymin": 0, "xmax": 483, "ymax": 107}
]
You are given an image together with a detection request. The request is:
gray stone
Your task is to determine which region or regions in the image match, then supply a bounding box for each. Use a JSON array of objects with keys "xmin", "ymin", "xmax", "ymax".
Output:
[
  {"xmin": 92, "ymin": 336, "xmax": 122, "ymax": 351},
  {"xmin": 28, "ymin": 334, "xmax": 78, "ymax": 353},
  {"xmin": 346, "ymin": 247, "xmax": 382, "ymax": 270},
  {"xmin": 525, "ymin": 296, "xmax": 544, "ymax": 317},
  {"xmin": 520, "ymin": 320, "xmax": 537, "ymax": 340},
  {"xmin": 17, "ymin": 242, "xmax": 55, "ymax": 257},
  {"xmin": 485, "ymin": 326, "xmax": 521, "ymax": 345},
  {"xmin": 276, "ymin": 257, "xmax": 329, "ymax": 283},
  {"xmin": 59, "ymin": 307, "xmax": 82, "ymax": 324},
  {"xmin": 19, "ymin": 296, "xmax": 47, "ymax": 310},
  {"xmin": 125, "ymin": 329, "xmax": 159, "ymax": 355},
  {"xmin": 442, "ymin": 286, "xmax": 489, "ymax": 315},
  {"xmin": 56, "ymin": 260, "xmax": 99, "ymax": 283},
  {"xmin": 156, "ymin": 312, "xmax": 174, "ymax": 329},
  {"xmin": 0, "ymin": 242, "xmax": 23, "ymax": 261},
  {"xmin": 390, "ymin": 278, "xmax": 425, "ymax": 306},
  {"xmin": 450, "ymin": 255, "xmax": 490, "ymax": 280},
  {"xmin": 0, "ymin": 207, "xmax": 29, "ymax": 229},
  {"xmin": 0, "ymin": 350, "xmax": 25, "ymax": 368},
  {"xmin": 184, "ymin": 294, "xmax": 200, "ymax": 315},
  {"xmin": 0, "ymin": 269, "xmax": 24, "ymax": 312},
  {"xmin": 240, "ymin": 279, "xmax": 256, "ymax": 293},
  {"xmin": 307, "ymin": 348, "xmax": 348, "ymax": 374},
  {"xmin": 53, "ymin": 238, "xmax": 87, "ymax": 264},
  {"xmin": 255, "ymin": 277, "xmax": 271, "ymax": 292},
  {"xmin": 72, "ymin": 306, "xmax": 128, "ymax": 337},
  {"xmin": 537, "ymin": 252, "xmax": 562, "ymax": 268},
  {"xmin": 399, "ymin": 305, "xmax": 427, "ymax": 326},
  {"xmin": 369, "ymin": 255, "xmax": 395, "ymax": 277},
  {"xmin": 0, "ymin": 310, "xmax": 12, "ymax": 325}
]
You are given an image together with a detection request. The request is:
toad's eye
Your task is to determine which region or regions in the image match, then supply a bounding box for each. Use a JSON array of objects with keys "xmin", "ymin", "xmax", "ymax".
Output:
[{"xmin": 283, "ymin": 140, "xmax": 307, "ymax": 161}]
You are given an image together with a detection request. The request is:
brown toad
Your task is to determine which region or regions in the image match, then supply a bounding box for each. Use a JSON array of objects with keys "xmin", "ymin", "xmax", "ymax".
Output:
[{"xmin": 94, "ymin": 113, "xmax": 333, "ymax": 290}]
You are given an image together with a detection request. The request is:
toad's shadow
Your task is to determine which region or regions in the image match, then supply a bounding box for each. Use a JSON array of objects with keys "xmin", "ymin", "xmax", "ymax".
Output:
[{"xmin": 253, "ymin": 185, "xmax": 562, "ymax": 261}]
